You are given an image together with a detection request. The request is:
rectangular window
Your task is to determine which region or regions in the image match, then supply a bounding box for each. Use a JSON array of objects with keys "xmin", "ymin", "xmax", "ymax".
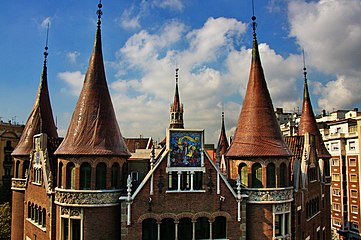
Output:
[
  {"xmin": 349, "ymin": 158, "xmax": 357, "ymax": 167},
  {"xmin": 332, "ymin": 158, "xmax": 340, "ymax": 166},
  {"xmin": 332, "ymin": 174, "xmax": 340, "ymax": 181},
  {"xmin": 62, "ymin": 218, "xmax": 81, "ymax": 240},
  {"xmin": 350, "ymin": 174, "xmax": 358, "ymax": 182},
  {"xmin": 168, "ymin": 171, "xmax": 178, "ymax": 190},
  {"xmin": 351, "ymin": 205, "xmax": 358, "ymax": 214},
  {"xmin": 275, "ymin": 214, "xmax": 282, "ymax": 237},
  {"xmin": 332, "ymin": 188, "xmax": 341, "ymax": 196},
  {"xmin": 331, "ymin": 142, "xmax": 339, "ymax": 151},
  {"xmin": 333, "ymin": 219, "xmax": 341, "ymax": 226},
  {"xmin": 130, "ymin": 171, "xmax": 139, "ymax": 182},
  {"xmin": 349, "ymin": 141, "xmax": 356, "ymax": 150},
  {"xmin": 333, "ymin": 203, "xmax": 341, "ymax": 211},
  {"xmin": 351, "ymin": 190, "xmax": 358, "ymax": 198}
]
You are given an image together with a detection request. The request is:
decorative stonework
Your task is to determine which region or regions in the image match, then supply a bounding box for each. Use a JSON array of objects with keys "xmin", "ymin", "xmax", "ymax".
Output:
[
  {"xmin": 11, "ymin": 178, "xmax": 27, "ymax": 190},
  {"xmin": 274, "ymin": 203, "xmax": 291, "ymax": 213},
  {"xmin": 243, "ymin": 187, "xmax": 293, "ymax": 203},
  {"xmin": 55, "ymin": 188, "xmax": 121, "ymax": 207}
]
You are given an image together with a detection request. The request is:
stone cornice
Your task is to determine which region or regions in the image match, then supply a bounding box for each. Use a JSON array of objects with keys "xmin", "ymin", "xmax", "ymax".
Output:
[
  {"xmin": 11, "ymin": 178, "xmax": 27, "ymax": 191},
  {"xmin": 55, "ymin": 188, "xmax": 121, "ymax": 207}
]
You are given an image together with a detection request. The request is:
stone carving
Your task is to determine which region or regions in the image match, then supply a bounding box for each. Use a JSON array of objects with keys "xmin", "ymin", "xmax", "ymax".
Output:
[
  {"xmin": 11, "ymin": 178, "xmax": 27, "ymax": 190},
  {"xmin": 274, "ymin": 203, "xmax": 291, "ymax": 213},
  {"xmin": 55, "ymin": 189, "xmax": 121, "ymax": 207},
  {"xmin": 243, "ymin": 188, "xmax": 293, "ymax": 203}
]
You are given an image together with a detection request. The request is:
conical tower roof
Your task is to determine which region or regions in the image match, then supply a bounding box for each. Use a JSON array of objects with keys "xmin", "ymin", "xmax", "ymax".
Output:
[
  {"xmin": 298, "ymin": 69, "xmax": 331, "ymax": 158},
  {"xmin": 55, "ymin": 7, "xmax": 130, "ymax": 157},
  {"xmin": 169, "ymin": 68, "xmax": 184, "ymax": 129},
  {"xmin": 226, "ymin": 24, "xmax": 291, "ymax": 158},
  {"xmin": 217, "ymin": 111, "xmax": 229, "ymax": 156},
  {"xmin": 12, "ymin": 47, "xmax": 58, "ymax": 156}
]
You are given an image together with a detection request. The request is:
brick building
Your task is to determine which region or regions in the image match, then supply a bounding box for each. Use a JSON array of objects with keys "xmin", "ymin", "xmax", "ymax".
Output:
[{"xmin": 11, "ymin": 3, "xmax": 331, "ymax": 240}]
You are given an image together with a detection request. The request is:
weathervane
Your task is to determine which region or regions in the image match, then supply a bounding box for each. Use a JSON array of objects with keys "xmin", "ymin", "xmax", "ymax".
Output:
[{"xmin": 97, "ymin": 0, "xmax": 103, "ymax": 27}]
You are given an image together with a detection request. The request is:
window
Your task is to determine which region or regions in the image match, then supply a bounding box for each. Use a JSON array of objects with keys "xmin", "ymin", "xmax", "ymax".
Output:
[
  {"xmin": 332, "ymin": 173, "xmax": 340, "ymax": 181},
  {"xmin": 168, "ymin": 171, "xmax": 178, "ymax": 190},
  {"xmin": 66, "ymin": 163, "xmax": 75, "ymax": 189},
  {"xmin": 266, "ymin": 163, "xmax": 276, "ymax": 188},
  {"xmin": 332, "ymin": 158, "xmax": 340, "ymax": 166},
  {"xmin": 349, "ymin": 158, "xmax": 357, "ymax": 167},
  {"xmin": 333, "ymin": 203, "xmax": 341, "ymax": 211},
  {"xmin": 167, "ymin": 171, "xmax": 203, "ymax": 191},
  {"xmin": 352, "ymin": 222, "xmax": 359, "ymax": 230},
  {"xmin": 351, "ymin": 205, "xmax": 358, "ymax": 214},
  {"xmin": 351, "ymin": 190, "xmax": 358, "ymax": 198},
  {"xmin": 179, "ymin": 218, "xmax": 192, "ymax": 240},
  {"xmin": 350, "ymin": 174, "xmax": 358, "ymax": 182},
  {"xmin": 131, "ymin": 171, "xmax": 139, "ymax": 182},
  {"xmin": 333, "ymin": 219, "xmax": 341, "ymax": 226},
  {"xmin": 96, "ymin": 163, "xmax": 107, "ymax": 189},
  {"xmin": 349, "ymin": 141, "xmax": 356, "ymax": 151},
  {"xmin": 332, "ymin": 188, "xmax": 341, "ymax": 196},
  {"xmin": 61, "ymin": 208, "xmax": 82, "ymax": 240},
  {"xmin": 27, "ymin": 202, "xmax": 46, "ymax": 229},
  {"xmin": 15, "ymin": 161, "xmax": 20, "ymax": 178},
  {"xmin": 142, "ymin": 218, "xmax": 158, "ymax": 240},
  {"xmin": 213, "ymin": 216, "xmax": 227, "ymax": 239},
  {"xmin": 280, "ymin": 163, "xmax": 287, "ymax": 187},
  {"xmin": 331, "ymin": 142, "xmax": 339, "ymax": 151},
  {"xmin": 160, "ymin": 218, "xmax": 175, "ymax": 240},
  {"xmin": 195, "ymin": 217, "xmax": 210, "ymax": 239},
  {"xmin": 80, "ymin": 163, "xmax": 91, "ymax": 190},
  {"xmin": 238, "ymin": 163, "xmax": 248, "ymax": 187},
  {"xmin": 252, "ymin": 163, "xmax": 263, "ymax": 188},
  {"xmin": 111, "ymin": 163, "xmax": 120, "ymax": 189},
  {"xmin": 58, "ymin": 162, "xmax": 63, "ymax": 188},
  {"xmin": 274, "ymin": 213, "xmax": 290, "ymax": 238}
]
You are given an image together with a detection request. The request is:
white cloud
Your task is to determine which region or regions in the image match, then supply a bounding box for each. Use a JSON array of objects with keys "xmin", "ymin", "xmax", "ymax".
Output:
[
  {"xmin": 66, "ymin": 51, "xmax": 80, "ymax": 64},
  {"xmin": 152, "ymin": 0, "xmax": 184, "ymax": 11},
  {"xmin": 41, "ymin": 17, "xmax": 51, "ymax": 29},
  {"xmin": 57, "ymin": 71, "xmax": 84, "ymax": 97},
  {"xmin": 288, "ymin": 0, "xmax": 361, "ymax": 110},
  {"xmin": 119, "ymin": 6, "xmax": 141, "ymax": 30}
]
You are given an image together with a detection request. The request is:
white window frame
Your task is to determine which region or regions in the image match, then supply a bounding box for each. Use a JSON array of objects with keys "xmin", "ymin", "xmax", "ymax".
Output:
[
  {"xmin": 350, "ymin": 190, "xmax": 358, "ymax": 198},
  {"xmin": 332, "ymin": 188, "xmax": 341, "ymax": 196},
  {"xmin": 350, "ymin": 174, "xmax": 358, "ymax": 182},
  {"xmin": 332, "ymin": 173, "xmax": 341, "ymax": 181},
  {"xmin": 349, "ymin": 158, "xmax": 357, "ymax": 167},
  {"xmin": 351, "ymin": 205, "xmax": 359, "ymax": 214},
  {"xmin": 349, "ymin": 141, "xmax": 356, "ymax": 151}
]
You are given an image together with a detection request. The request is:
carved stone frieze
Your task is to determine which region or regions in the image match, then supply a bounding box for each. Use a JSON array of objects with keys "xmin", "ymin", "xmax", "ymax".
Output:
[
  {"xmin": 274, "ymin": 203, "xmax": 291, "ymax": 213},
  {"xmin": 55, "ymin": 188, "xmax": 121, "ymax": 207},
  {"xmin": 242, "ymin": 187, "xmax": 293, "ymax": 203},
  {"xmin": 11, "ymin": 178, "xmax": 27, "ymax": 190}
]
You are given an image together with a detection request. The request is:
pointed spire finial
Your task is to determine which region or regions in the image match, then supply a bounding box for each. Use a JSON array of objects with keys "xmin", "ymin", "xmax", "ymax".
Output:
[
  {"xmin": 175, "ymin": 67, "xmax": 179, "ymax": 85},
  {"xmin": 302, "ymin": 49, "xmax": 307, "ymax": 84},
  {"xmin": 251, "ymin": 0, "xmax": 257, "ymax": 38},
  {"xmin": 97, "ymin": 0, "xmax": 103, "ymax": 27},
  {"xmin": 43, "ymin": 23, "xmax": 50, "ymax": 65}
]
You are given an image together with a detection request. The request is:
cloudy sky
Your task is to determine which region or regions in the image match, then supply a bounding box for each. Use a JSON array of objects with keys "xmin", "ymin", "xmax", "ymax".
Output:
[{"xmin": 0, "ymin": 0, "xmax": 360, "ymax": 145}]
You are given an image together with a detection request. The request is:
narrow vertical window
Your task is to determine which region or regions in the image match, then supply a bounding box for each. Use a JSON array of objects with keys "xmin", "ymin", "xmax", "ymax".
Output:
[
  {"xmin": 266, "ymin": 163, "xmax": 276, "ymax": 188},
  {"xmin": 238, "ymin": 163, "xmax": 248, "ymax": 187},
  {"xmin": 111, "ymin": 163, "xmax": 120, "ymax": 189},
  {"xmin": 252, "ymin": 163, "xmax": 263, "ymax": 188},
  {"xmin": 80, "ymin": 163, "xmax": 91, "ymax": 190},
  {"xmin": 66, "ymin": 163, "xmax": 75, "ymax": 189},
  {"xmin": 96, "ymin": 163, "xmax": 107, "ymax": 189},
  {"xmin": 280, "ymin": 163, "xmax": 287, "ymax": 187}
]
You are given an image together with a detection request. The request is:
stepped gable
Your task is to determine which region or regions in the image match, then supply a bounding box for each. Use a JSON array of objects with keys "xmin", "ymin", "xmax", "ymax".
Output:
[
  {"xmin": 12, "ymin": 51, "xmax": 58, "ymax": 156},
  {"xmin": 216, "ymin": 111, "xmax": 229, "ymax": 156},
  {"xmin": 226, "ymin": 30, "xmax": 292, "ymax": 158},
  {"xmin": 298, "ymin": 77, "xmax": 331, "ymax": 158},
  {"xmin": 55, "ymin": 18, "xmax": 130, "ymax": 157}
]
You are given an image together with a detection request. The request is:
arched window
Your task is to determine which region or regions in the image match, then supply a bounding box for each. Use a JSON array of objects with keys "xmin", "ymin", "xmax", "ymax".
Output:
[
  {"xmin": 280, "ymin": 163, "xmax": 287, "ymax": 187},
  {"xmin": 28, "ymin": 202, "xmax": 31, "ymax": 218},
  {"xmin": 142, "ymin": 218, "xmax": 157, "ymax": 240},
  {"xmin": 213, "ymin": 216, "xmax": 227, "ymax": 239},
  {"xmin": 39, "ymin": 207, "xmax": 43, "ymax": 226},
  {"xmin": 96, "ymin": 163, "xmax": 107, "ymax": 189},
  {"xmin": 35, "ymin": 205, "xmax": 39, "ymax": 223},
  {"xmin": 31, "ymin": 203, "xmax": 35, "ymax": 220},
  {"xmin": 23, "ymin": 160, "xmax": 30, "ymax": 178},
  {"xmin": 179, "ymin": 218, "xmax": 192, "ymax": 240},
  {"xmin": 266, "ymin": 163, "xmax": 276, "ymax": 188},
  {"xmin": 66, "ymin": 162, "xmax": 75, "ymax": 189},
  {"xmin": 80, "ymin": 163, "xmax": 91, "ymax": 190},
  {"xmin": 15, "ymin": 161, "xmax": 20, "ymax": 178},
  {"xmin": 238, "ymin": 163, "xmax": 248, "ymax": 187},
  {"xmin": 252, "ymin": 163, "xmax": 263, "ymax": 188},
  {"xmin": 160, "ymin": 218, "xmax": 175, "ymax": 240},
  {"xmin": 58, "ymin": 162, "xmax": 63, "ymax": 188},
  {"xmin": 195, "ymin": 217, "xmax": 210, "ymax": 239},
  {"xmin": 42, "ymin": 209, "xmax": 46, "ymax": 227},
  {"xmin": 111, "ymin": 163, "xmax": 120, "ymax": 189}
]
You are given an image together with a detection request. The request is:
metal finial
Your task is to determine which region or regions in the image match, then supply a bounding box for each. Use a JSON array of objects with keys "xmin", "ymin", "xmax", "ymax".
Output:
[
  {"xmin": 44, "ymin": 23, "xmax": 50, "ymax": 64},
  {"xmin": 97, "ymin": 0, "xmax": 103, "ymax": 27},
  {"xmin": 251, "ymin": 0, "xmax": 257, "ymax": 37},
  {"xmin": 175, "ymin": 68, "xmax": 179, "ymax": 85},
  {"xmin": 302, "ymin": 49, "xmax": 307, "ymax": 83}
]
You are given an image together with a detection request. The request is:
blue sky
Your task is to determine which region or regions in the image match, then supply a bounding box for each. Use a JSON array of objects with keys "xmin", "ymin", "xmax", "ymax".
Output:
[{"xmin": 1, "ymin": 0, "xmax": 360, "ymax": 144}]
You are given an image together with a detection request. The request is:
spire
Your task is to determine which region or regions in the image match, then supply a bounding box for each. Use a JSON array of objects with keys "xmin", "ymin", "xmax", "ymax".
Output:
[
  {"xmin": 169, "ymin": 68, "xmax": 184, "ymax": 129},
  {"xmin": 55, "ymin": 3, "xmax": 130, "ymax": 157},
  {"xmin": 12, "ymin": 25, "xmax": 58, "ymax": 156},
  {"xmin": 298, "ymin": 51, "xmax": 331, "ymax": 158},
  {"xmin": 217, "ymin": 109, "xmax": 229, "ymax": 156},
  {"xmin": 226, "ymin": 13, "xmax": 291, "ymax": 158}
]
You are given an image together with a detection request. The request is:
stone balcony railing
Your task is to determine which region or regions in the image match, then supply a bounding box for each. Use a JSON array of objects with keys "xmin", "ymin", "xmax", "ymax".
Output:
[
  {"xmin": 11, "ymin": 178, "xmax": 27, "ymax": 191},
  {"xmin": 242, "ymin": 187, "xmax": 293, "ymax": 203},
  {"xmin": 55, "ymin": 188, "xmax": 121, "ymax": 207}
]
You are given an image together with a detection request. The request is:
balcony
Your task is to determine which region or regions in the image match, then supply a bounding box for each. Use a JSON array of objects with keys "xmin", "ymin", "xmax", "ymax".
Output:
[
  {"xmin": 55, "ymin": 188, "xmax": 121, "ymax": 207},
  {"xmin": 11, "ymin": 178, "xmax": 27, "ymax": 191},
  {"xmin": 242, "ymin": 187, "xmax": 293, "ymax": 203}
]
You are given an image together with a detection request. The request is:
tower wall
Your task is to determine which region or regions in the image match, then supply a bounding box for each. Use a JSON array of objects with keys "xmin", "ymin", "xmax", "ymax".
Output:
[
  {"xmin": 11, "ymin": 190, "xmax": 25, "ymax": 240},
  {"xmin": 246, "ymin": 203, "xmax": 273, "ymax": 239}
]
